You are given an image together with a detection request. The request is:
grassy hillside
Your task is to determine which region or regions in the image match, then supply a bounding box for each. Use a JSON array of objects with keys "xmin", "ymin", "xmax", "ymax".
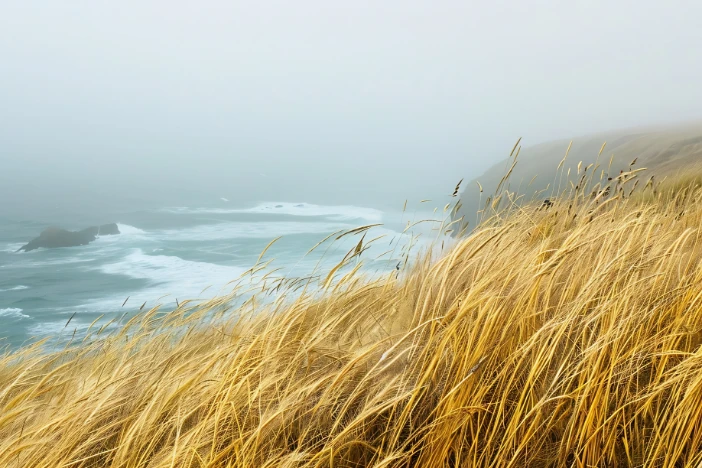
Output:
[
  {"xmin": 455, "ymin": 122, "xmax": 702, "ymax": 229},
  {"xmin": 2, "ymin": 173, "xmax": 702, "ymax": 466}
]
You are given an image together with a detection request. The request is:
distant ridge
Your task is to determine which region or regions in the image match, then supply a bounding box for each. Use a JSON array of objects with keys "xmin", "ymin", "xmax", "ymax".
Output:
[{"xmin": 455, "ymin": 122, "xmax": 702, "ymax": 226}]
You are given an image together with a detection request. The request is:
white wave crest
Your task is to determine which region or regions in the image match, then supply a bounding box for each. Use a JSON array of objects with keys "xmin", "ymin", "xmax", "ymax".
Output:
[
  {"xmin": 83, "ymin": 249, "xmax": 247, "ymax": 312},
  {"xmin": 116, "ymin": 224, "xmax": 146, "ymax": 235},
  {"xmin": 0, "ymin": 308, "xmax": 29, "ymax": 319},
  {"xmin": 163, "ymin": 203, "xmax": 383, "ymax": 222},
  {"xmin": 0, "ymin": 285, "xmax": 29, "ymax": 292},
  {"xmin": 101, "ymin": 249, "xmax": 245, "ymax": 284},
  {"xmin": 154, "ymin": 221, "xmax": 353, "ymax": 242},
  {"xmin": 10, "ymin": 256, "xmax": 96, "ymax": 268},
  {"xmin": 92, "ymin": 223, "xmax": 149, "ymax": 247},
  {"xmin": 27, "ymin": 319, "xmax": 96, "ymax": 338},
  {"xmin": 245, "ymin": 203, "xmax": 383, "ymax": 222}
]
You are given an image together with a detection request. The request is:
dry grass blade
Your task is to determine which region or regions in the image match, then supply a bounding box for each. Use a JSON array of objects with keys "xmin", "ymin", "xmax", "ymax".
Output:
[
  {"xmin": 452, "ymin": 179, "xmax": 463, "ymax": 197},
  {"xmin": 2, "ymin": 173, "xmax": 702, "ymax": 467},
  {"xmin": 557, "ymin": 141, "xmax": 573, "ymax": 169},
  {"xmin": 336, "ymin": 224, "xmax": 383, "ymax": 240},
  {"xmin": 255, "ymin": 236, "xmax": 282, "ymax": 265},
  {"xmin": 510, "ymin": 137, "xmax": 522, "ymax": 157}
]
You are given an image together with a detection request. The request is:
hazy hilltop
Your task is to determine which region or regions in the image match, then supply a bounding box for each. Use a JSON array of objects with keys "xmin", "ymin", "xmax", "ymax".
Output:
[{"xmin": 456, "ymin": 122, "xmax": 702, "ymax": 225}]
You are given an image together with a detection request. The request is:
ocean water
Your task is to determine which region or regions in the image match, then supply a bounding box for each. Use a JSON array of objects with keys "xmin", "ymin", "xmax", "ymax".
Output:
[{"xmin": 0, "ymin": 201, "xmax": 445, "ymax": 350}]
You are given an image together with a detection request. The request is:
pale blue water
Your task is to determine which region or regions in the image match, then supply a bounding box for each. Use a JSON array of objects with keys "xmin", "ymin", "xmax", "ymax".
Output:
[{"xmin": 0, "ymin": 202, "xmax": 440, "ymax": 350}]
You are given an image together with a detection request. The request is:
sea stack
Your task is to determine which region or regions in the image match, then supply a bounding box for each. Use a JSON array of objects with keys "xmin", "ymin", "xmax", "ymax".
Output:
[{"xmin": 17, "ymin": 223, "xmax": 121, "ymax": 252}]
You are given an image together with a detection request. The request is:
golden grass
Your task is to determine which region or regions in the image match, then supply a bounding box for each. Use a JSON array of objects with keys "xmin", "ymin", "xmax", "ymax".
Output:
[{"xmin": 3, "ymin": 176, "xmax": 702, "ymax": 467}]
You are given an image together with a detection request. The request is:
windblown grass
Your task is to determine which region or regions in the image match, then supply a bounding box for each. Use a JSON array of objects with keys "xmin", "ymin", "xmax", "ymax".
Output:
[{"xmin": 3, "ymin": 176, "xmax": 702, "ymax": 466}]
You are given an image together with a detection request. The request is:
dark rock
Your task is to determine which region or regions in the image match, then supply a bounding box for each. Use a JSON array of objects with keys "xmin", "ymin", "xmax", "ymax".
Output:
[
  {"xmin": 17, "ymin": 223, "xmax": 120, "ymax": 252},
  {"xmin": 98, "ymin": 223, "xmax": 120, "ymax": 235}
]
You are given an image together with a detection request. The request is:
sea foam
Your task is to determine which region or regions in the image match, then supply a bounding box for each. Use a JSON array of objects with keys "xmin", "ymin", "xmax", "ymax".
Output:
[
  {"xmin": 153, "ymin": 221, "xmax": 354, "ymax": 243},
  {"xmin": 115, "ymin": 224, "xmax": 146, "ymax": 235},
  {"xmin": 86, "ymin": 249, "xmax": 248, "ymax": 312},
  {"xmin": 0, "ymin": 308, "xmax": 29, "ymax": 319},
  {"xmin": 163, "ymin": 202, "xmax": 384, "ymax": 222},
  {"xmin": 0, "ymin": 285, "xmax": 29, "ymax": 292}
]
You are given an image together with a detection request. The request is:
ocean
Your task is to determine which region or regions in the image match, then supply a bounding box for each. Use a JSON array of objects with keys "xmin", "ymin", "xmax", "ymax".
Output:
[{"xmin": 0, "ymin": 201, "xmax": 445, "ymax": 350}]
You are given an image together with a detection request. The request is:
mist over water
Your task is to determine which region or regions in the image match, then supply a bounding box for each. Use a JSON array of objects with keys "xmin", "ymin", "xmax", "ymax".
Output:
[{"xmin": 4, "ymin": 1, "xmax": 702, "ymax": 221}]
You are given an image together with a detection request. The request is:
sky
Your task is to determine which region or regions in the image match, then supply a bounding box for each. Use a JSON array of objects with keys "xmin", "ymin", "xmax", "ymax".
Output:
[{"xmin": 2, "ymin": 0, "xmax": 702, "ymax": 217}]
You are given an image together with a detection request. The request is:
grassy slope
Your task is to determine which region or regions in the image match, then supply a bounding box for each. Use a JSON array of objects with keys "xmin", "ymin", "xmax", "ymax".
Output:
[
  {"xmin": 2, "ymin": 176, "xmax": 702, "ymax": 466},
  {"xmin": 456, "ymin": 122, "xmax": 702, "ymax": 228}
]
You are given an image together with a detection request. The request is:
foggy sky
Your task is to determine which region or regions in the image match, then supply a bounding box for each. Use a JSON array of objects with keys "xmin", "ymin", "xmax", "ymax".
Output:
[{"xmin": 2, "ymin": 1, "xmax": 702, "ymax": 218}]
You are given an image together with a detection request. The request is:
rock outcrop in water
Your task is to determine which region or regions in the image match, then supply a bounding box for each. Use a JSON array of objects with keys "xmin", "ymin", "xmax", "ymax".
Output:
[{"xmin": 17, "ymin": 223, "xmax": 120, "ymax": 252}]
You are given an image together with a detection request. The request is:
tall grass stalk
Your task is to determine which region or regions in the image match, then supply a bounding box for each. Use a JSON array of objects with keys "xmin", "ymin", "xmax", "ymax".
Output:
[{"xmin": 2, "ymin": 175, "xmax": 702, "ymax": 466}]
